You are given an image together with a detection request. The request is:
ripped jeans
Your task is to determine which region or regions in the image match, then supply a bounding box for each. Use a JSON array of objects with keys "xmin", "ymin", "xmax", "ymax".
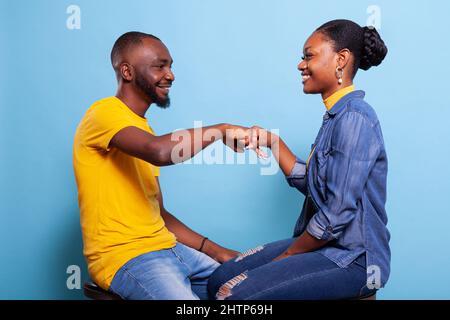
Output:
[{"xmin": 207, "ymin": 238, "xmax": 375, "ymax": 300}]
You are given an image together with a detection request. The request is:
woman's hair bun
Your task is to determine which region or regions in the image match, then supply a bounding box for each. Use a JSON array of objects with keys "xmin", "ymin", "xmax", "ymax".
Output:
[{"xmin": 359, "ymin": 26, "xmax": 388, "ymax": 70}]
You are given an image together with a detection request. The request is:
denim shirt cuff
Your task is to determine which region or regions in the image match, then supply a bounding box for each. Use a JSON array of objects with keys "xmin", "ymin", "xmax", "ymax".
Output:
[
  {"xmin": 286, "ymin": 158, "xmax": 306, "ymax": 186},
  {"xmin": 306, "ymin": 212, "xmax": 336, "ymax": 241}
]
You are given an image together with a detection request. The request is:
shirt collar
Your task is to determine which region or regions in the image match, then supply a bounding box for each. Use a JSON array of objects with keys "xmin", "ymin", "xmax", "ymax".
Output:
[
  {"xmin": 323, "ymin": 85, "xmax": 355, "ymax": 110},
  {"xmin": 326, "ymin": 90, "xmax": 366, "ymax": 117}
]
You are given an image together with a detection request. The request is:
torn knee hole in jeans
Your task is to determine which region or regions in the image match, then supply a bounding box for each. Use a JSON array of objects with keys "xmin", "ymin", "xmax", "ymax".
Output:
[
  {"xmin": 235, "ymin": 245, "xmax": 264, "ymax": 262},
  {"xmin": 216, "ymin": 272, "xmax": 248, "ymax": 300}
]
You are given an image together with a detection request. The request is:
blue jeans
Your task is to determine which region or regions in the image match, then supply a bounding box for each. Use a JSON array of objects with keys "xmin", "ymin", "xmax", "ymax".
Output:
[
  {"xmin": 207, "ymin": 238, "xmax": 375, "ymax": 300},
  {"xmin": 109, "ymin": 243, "xmax": 220, "ymax": 300}
]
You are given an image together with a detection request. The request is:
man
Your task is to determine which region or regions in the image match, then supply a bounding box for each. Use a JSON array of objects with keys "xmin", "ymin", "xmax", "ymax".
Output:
[{"xmin": 73, "ymin": 32, "xmax": 245, "ymax": 300}]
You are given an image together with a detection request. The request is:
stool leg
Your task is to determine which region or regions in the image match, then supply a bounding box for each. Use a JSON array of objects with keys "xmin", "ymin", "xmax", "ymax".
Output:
[{"xmin": 359, "ymin": 294, "xmax": 376, "ymax": 300}]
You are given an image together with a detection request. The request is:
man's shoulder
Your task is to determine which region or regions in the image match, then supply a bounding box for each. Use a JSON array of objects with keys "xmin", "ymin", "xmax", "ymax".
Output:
[
  {"xmin": 88, "ymin": 96, "xmax": 122, "ymax": 113},
  {"xmin": 81, "ymin": 96, "xmax": 129, "ymax": 125},
  {"xmin": 75, "ymin": 96, "xmax": 128, "ymax": 138}
]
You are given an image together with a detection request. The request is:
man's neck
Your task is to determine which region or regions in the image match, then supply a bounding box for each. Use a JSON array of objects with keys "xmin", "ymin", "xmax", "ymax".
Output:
[{"xmin": 116, "ymin": 86, "xmax": 152, "ymax": 118}]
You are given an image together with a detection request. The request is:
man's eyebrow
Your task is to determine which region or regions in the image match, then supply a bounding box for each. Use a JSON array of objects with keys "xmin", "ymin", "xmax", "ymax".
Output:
[{"xmin": 158, "ymin": 58, "xmax": 173, "ymax": 64}]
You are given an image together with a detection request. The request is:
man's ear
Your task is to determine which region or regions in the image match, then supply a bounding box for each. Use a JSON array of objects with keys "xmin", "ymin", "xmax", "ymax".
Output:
[
  {"xmin": 120, "ymin": 63, "xmax": 133, "ymax": 82},
  {"xmin": 337, "ymin": 48, "xmax": 351, "ymax": 69}
]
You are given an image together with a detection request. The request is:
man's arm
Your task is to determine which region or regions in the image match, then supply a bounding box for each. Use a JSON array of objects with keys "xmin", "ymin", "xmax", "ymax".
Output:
[
  {"xmin": 155, "ymin": 178, "xmax": 239, "ymax": 263},
  {"xmin": 110, "ymin": 123, "xmax": 243, "ymax": 167}
]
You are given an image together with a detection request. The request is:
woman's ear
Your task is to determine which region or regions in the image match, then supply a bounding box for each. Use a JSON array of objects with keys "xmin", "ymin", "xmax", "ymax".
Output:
[{"xmin": 337, "ymin": 48, "xmax": 351, "ymax": 68}]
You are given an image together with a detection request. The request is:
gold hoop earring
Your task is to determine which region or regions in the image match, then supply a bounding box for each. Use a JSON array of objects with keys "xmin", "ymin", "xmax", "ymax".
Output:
[{"xmin": 336, "ymin": 67, "xmax": 344, "ymax": 85}]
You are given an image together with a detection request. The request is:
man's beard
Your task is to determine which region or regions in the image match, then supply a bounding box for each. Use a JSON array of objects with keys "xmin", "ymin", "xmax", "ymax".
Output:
[{"xmin": 135, "ymin": 73, "xmax": 171, "ymax": 109}]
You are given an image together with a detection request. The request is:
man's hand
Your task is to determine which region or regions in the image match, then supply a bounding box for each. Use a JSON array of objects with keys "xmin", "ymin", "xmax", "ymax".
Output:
[
  {"xmin": 223, "ymin": 125, "xmax": 269, "ymax": 158},
  {"xmin": 202, "ymin": 239, "xmax": 240, "ymax": 263},
  {"xmin": 247, "ymin": 125, "xmax": 278, "ymax": 159},
  {"xmin": 222, "ymin": 124, "xmax": 249, "ymax": 153},
  {"xmin": 247, "ymin": 126, "xmax": 278, "ymax": 149},
  {"xmin": 214, "ymin": 247, "xmax": 241, "ymax": 263}
]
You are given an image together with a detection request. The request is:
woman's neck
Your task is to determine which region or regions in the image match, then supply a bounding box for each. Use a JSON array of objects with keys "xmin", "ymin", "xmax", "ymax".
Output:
[{"xmin": 321, "ymin": 80, "xmax": 353, "ymax": 101}]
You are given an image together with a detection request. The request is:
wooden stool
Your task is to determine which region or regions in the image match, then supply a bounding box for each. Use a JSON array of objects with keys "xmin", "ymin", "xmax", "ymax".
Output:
[
  {"xmin": 83, "ymin": 282, "xmax": 122, "ymax": 300},
  {"xmin": 83, "ymin": 281, "xmax": 377, "ymax": 300},
  {"xmin": 356, "ymin": 292, "xmax": 377, "ymax": 300}
]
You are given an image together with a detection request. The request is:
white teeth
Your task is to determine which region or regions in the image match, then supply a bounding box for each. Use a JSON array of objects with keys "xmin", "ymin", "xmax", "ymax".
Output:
[
  {"xmin": 157, "ymin": 86, "xmax": 170, "ymax": 94},
  {"xmin": 302, "ymin": 75, "xmax": 310, "ymax": 81}
]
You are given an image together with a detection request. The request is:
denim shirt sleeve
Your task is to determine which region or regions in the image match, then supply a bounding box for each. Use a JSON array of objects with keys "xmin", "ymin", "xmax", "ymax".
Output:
[
  {"xmin": 285, "ymin": 157, "xmax": 307, "ymax": 195},
  {"xmin": 306, "ymin": 111, "xmax": 381, "ymax": 241}
]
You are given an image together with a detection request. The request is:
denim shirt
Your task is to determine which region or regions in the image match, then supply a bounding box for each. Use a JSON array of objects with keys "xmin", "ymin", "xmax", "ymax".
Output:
[{"xmin": 286, "ymin": 90, "xmax": 391, "ymax": 287}]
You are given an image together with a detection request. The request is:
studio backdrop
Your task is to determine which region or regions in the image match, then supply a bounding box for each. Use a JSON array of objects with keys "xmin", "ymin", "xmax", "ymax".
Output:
[{"xmin": 1, "ymin": 0, "xmax": 449, "ymax": 299}]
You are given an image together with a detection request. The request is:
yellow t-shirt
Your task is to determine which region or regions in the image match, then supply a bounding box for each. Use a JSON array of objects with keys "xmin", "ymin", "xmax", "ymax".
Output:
[{"xmin": 73, "ymin": 96, "xmax": 177, "ymax": 290}]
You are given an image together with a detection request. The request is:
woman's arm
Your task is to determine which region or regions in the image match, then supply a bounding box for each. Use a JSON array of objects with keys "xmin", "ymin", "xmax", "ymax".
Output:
[
  {"xmin": 276, "ymin": 112, "xmax": 381, "ymax": 261},
  {"xmin": 273, "ymin": 231, "xmax": 329, "ymax": 261},
  {"xmin": 247, "ymin": 126, "xmax": 328, "ymax": 260}
]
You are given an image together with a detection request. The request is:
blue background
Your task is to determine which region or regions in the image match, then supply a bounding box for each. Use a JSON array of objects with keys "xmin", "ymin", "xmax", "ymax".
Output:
[{"xmin": 1, "ymin": 0, "xmax": 449, "ymax": 299}]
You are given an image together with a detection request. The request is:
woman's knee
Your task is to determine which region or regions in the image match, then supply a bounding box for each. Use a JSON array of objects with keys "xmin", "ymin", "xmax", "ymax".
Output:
[
  {"xmin": 209, "ymin": 270, "xmax": 250, "ymax": 300},
  {"xmin": 207, "ymin": 262, "xmax": 236, "ymax": 298}
]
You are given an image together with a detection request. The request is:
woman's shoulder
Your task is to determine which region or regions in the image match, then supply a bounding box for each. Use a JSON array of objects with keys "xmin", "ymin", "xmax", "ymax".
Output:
[{"xmin": 344, "ymin": 94, "xmax": 380, "ymax": 127}]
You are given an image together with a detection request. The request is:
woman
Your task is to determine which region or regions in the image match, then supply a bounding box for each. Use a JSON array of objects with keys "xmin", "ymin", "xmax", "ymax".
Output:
[{"xmin": 208, "ymin": 19, "xmax": 391, "ymax": 300}]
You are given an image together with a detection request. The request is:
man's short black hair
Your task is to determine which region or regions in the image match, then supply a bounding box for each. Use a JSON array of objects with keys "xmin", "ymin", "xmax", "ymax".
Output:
[{"xmin": 110, "ymin": 31, "xmax": 160, "ymax": 69}]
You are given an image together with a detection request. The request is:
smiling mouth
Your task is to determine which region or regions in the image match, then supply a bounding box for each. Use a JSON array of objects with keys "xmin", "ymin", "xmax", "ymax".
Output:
[
  {"xmin": 302, "ymin": 74, "xmax": 311, "ymax": 83},
  {"xmin": 157, "ymin": 85, "xmax": 172, "ymax": 94}
]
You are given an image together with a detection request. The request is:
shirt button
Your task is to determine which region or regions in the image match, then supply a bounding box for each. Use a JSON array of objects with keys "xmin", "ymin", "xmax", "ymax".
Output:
[{"xmin": 326, "ymin": 226, "xmax": 333, "ymax": 231}]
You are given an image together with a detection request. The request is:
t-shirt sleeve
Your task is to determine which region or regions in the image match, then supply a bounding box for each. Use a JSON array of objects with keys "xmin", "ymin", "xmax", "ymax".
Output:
[
  {"xmin": 152, "ymin": 165, "xmax": 160, "ymax": 177},
  {"xmin": 83, "ymin": 103, "xmax": 134, "ymax": 152}
]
